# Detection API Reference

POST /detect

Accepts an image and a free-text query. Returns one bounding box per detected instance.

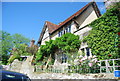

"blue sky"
[2,2,106,44]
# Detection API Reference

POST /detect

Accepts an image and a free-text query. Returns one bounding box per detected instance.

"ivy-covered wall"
[84,6,120,60]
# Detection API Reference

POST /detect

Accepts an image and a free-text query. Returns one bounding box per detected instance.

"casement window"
[58,25,71,37]
[81,47,91,57]
[57,54,67,63]
[65,27,68,33]
[67,25,71,33]
[58,30,63,37]
[61,54,67,63]
[86,47,90,56]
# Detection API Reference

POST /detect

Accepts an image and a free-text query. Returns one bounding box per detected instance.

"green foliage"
[0,31,12,65]
[0,61,2,65]
[55,33,81,52]
[35,33,81,65]
[8,53,20,64]
[83,7,120,60]
[11,33,30,48]
[80,56,100,73]
[8,43,38,64]
[0,30,30,65]
[35,47,43,63]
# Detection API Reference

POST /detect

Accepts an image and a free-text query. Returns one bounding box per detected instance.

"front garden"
[33,2,120,74]
[1,2,120,77]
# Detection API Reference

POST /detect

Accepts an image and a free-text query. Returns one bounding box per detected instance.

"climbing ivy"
[83,6,120,60]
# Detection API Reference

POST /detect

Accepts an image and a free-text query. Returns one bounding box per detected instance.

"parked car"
[0,70,31,81]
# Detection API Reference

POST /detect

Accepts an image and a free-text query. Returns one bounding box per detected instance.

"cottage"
[38,2,101,58]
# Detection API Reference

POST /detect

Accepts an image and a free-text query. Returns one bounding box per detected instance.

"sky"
[2,2,106,44]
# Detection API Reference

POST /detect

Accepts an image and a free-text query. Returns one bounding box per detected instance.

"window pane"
[62,54,67,63]
[68,25,71,32]
[86,48,90,56]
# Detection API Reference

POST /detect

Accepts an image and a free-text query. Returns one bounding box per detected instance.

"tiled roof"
[57,2,92,28]
[38,2,101,44]
[46,2,101,34]
[46,21,59,34]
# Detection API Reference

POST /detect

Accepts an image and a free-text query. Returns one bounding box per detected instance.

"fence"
[35,59,120,74]
[99,58,120,73]
[35,65,100,74]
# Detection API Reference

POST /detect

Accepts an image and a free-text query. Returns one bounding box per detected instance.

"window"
[57,54,67,63]
[86,47,90,56]
[67,25,71,32]
[58,30,63,37]
[61,54,67,63]
[81,47,91,56]
[65,27,68,33]
[58,25,71,37]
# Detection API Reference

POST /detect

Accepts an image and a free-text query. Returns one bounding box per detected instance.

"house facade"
[38,2,101,58]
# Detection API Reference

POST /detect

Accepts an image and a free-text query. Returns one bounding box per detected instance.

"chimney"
[30,39,35,47]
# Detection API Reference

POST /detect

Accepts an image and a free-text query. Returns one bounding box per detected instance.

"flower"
[88,63,93,67]
[79,59,83,62]
[82,56,87,60]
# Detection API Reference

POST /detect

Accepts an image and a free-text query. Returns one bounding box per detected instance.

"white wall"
[41,37,50,45]
[51,31,59,40]
[41,27,50,45]
[42,27,49,39]
[76,5,98,29]
[71,21,77,33]
[74,26,92,37]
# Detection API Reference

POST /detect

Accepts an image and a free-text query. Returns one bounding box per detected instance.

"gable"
[38,2,101,45]
[50,2,101,34]
[40,27,50,45]
[38,21,58,45]
[76,4,98,28]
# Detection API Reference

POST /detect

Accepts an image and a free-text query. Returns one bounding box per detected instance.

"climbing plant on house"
[83,5,120,60]
[35,33,81,65]
[55,33,81,53]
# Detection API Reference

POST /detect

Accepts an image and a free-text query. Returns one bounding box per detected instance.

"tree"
[35,33,81,65]
[11,33,30,48]
[0,31,30,65]
[0,31,12,65]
